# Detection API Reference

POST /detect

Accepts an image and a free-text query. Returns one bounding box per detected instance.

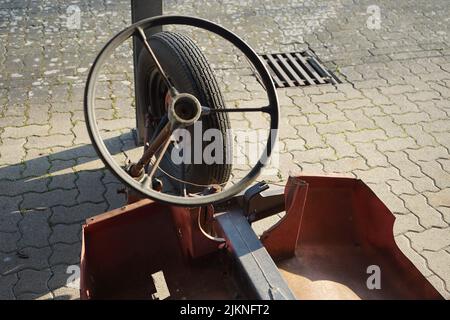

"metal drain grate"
[260,50,341,88]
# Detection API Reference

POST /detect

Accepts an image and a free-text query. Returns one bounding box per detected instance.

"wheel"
[136,31,231,193]
[84,15,279,207]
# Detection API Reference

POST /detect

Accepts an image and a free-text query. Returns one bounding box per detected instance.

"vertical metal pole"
[131,0,163,145]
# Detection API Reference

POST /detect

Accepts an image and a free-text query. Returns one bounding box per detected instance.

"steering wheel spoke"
[201,106,271,115]
[135,26,177,94]
[147,134,173,180]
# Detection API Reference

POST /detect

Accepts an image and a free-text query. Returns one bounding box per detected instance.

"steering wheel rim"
[84,15,279,207]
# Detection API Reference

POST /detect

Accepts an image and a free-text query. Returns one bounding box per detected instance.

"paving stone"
[346,129,387,143]
[315,121,356,135]
[0,273,18,300]
[0,195,22,232]
[0,246,51,275]
[0,138,26,165]
[417,160,450,189]
[0,231,21,252]
[14,269,52,296]
[422,250,450,293]
[393,213,424,235]
[406,146,449,162]
[48,264,78,291]
[361,88,392,105]
[2,125,50,139]
[26,134,74,149]
[353,142,389,167]
[379,85,416,95]
[104,182,127,210]
[324,133,356,158]
[52,287,79,300]
[400,194,447,228]
[49,112,72,135]
[51,202,108,224]
[317,103,346,122]
[334,98,373,110]
[75,170,105,203]
[407,228,450,252]
[323,157,368,174]
[425,188,450,208]
[49,224,81,245]
[27,104,50,125]
[298,162,326,175]
[22,156,51,178]
[291,148,336,164]
[17,292,53,300]
[0,164,24,181]
[405,91,441,102]
[422,119,450,133]
[50,242,81,266]
[344,108,377,130]
[426,275,450,299]
[295,125,325,148]
[387,179,417,196]
[403,124,437,147]
[364,181,408,215]
[21,189,78,211]
[409,176,440,193]
[376,137,418,152]
[395,235,433,277]
[385,151,422,178]
[17,209,51,248]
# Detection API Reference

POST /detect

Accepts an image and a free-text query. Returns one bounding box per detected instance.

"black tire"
[136,31,231,193]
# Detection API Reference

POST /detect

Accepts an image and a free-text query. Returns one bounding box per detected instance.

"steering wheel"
[84,15,279,207]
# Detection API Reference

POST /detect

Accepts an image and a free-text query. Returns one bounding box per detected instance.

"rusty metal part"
[80,176,443,300]
[128,122,172,178]
[261,176,307,261]
[80,199,237,299]
[215,210,296,300]
[267,175,443,299]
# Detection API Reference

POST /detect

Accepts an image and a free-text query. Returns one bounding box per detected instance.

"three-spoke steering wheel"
[84,15,279,207]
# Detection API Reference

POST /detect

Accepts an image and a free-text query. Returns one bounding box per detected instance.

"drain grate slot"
[260,51,341,88]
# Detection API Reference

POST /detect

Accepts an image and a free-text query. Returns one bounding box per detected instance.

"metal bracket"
[242,182,285,223]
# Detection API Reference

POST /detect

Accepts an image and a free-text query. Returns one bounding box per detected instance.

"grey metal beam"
[215,210,296,300]
[131,0,163,145]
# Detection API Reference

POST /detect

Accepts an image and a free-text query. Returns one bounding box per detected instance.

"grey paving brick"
[400,194,447,228]
[17,209,51,248]
[315,121,356,135]
[21,189,78,211]
[0,273,18,300]
[14,269,52,296]
[323,157,368,173]
[417,160,450,189]
[393,213,424,235]
[104,182,127,210]
[0,246,51,275]
[2,125,50,139]
[346,129,387,143]
[49,224,81,245]
[407,228,450,252]
[26,134,74,149]
[0,231,21,252]
[0,138,26,165]
[406,146,449,162]
[50,242,81,266]
[395,235,432,277]
[50,202,108,225]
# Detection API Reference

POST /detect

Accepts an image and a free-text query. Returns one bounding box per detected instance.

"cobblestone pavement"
[0,0,449,299]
